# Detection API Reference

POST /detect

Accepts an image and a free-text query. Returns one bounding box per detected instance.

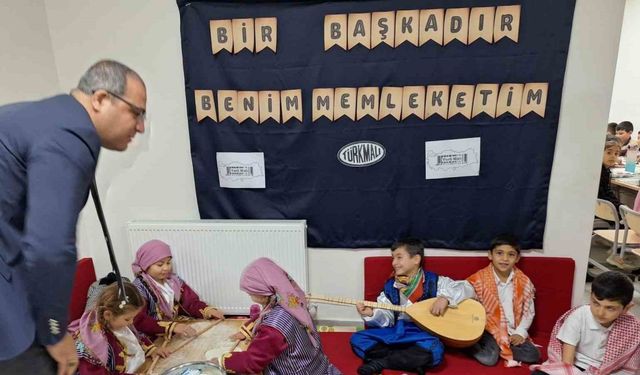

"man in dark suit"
[0,60,146,375]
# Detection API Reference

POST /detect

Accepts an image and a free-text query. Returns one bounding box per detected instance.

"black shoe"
[385,345,434,372]
[365,343,390,360]
[357,360,385,375]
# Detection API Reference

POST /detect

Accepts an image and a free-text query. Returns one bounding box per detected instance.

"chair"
[617,205,640,272]
[591,200,640,271]
[68,258,97,322]
[593,199,621,256]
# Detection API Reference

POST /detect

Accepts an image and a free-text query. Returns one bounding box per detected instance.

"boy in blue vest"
[350,238,475,375]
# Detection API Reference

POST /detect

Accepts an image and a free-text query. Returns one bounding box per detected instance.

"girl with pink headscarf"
[131,240,223,339]
[216,257,342,375]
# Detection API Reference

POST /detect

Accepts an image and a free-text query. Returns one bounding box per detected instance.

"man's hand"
[356,303,374,317]
[45,333,78,375]
[509,334,525,346]
[429,297,450,316]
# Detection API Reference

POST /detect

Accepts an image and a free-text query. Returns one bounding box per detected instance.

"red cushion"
[68,258,97,322]
[320,331,549,375]
[364,256,574,337]
[319,256,576,374]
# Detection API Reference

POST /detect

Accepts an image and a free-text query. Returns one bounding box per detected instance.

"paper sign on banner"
[425,138,480,180]
[217,152,266,188]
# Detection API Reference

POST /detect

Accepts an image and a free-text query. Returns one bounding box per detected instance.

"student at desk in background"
[598,135,622,209]
[607,122,617,136]
[616,121,634,157]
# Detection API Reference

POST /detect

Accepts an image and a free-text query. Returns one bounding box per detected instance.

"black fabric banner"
[178,0,576,249]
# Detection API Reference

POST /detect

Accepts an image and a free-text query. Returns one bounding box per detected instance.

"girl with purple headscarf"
[216,257,342,375]
[68,282,170,374]
[131,240,223,339]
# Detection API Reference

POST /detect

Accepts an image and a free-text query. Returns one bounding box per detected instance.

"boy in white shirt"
[531,271,639,375]
[466,235,540,367]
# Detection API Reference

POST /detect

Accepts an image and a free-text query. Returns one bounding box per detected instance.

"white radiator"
[127,220,307,315]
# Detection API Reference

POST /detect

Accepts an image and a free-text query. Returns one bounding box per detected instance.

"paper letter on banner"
[371,11,394,48]
[395,10,419,47]
[217,90,237,122]
[444,8,469,45]
[194,90,217,122]
[521,83,548,117]
[312,88,334,122]
[210,20,233,54]
[379,87,403,121]
[348,13,371,49]
[419,9,444,46]
[334,88,356,121]
[469,7,495,44]
[324,14,347,50]
[259,91,280,123]
[281,89,303,123]
[255,17,277,53]
[217,152,266,189]
[357,87,379,120]
[496,83,523,117]
[233,18,254,53]
[494,5,520,42]
[402,86,425,120]
[425,85,449,119]
[472,84,499,118]
[237,91,259,123]
[448,85,475,119]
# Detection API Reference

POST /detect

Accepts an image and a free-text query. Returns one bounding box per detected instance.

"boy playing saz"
[350,238,475,375]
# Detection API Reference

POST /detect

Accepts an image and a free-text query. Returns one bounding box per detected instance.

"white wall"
[610,0,639,123]
[43,0,200,276]
[0,0,59,104]
[3,0,618,323]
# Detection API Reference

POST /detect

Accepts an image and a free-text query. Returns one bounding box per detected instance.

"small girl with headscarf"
[69,282,169,375]
[131,239,223,339]
[216,257,342,374]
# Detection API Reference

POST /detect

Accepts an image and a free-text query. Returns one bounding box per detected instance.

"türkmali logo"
[337,141,386,167]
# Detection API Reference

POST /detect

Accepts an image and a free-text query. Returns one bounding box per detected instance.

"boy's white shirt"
[491,269,535,338]
[363,276,475,327]
[112,326,146,373]
[460,268,535,338]
[556,305,612,372]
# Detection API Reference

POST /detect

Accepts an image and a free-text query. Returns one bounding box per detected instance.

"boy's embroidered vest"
[383,271,439,320]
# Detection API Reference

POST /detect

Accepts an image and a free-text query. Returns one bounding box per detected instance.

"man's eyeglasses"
[94,89,146,122]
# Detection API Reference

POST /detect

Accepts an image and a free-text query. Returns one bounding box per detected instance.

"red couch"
[320,256,575,375]
[68,257,97,322]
